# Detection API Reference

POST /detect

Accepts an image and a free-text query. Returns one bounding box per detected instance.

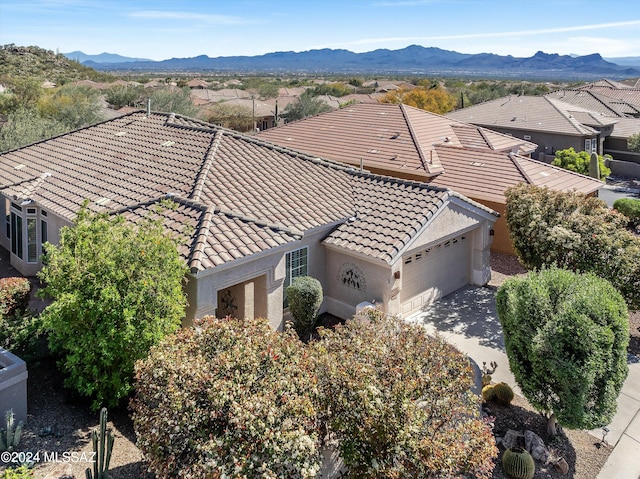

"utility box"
[0,348,28,424]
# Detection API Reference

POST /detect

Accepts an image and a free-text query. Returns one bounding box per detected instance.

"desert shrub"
[504,183,640,309]
[287,276,323,341]
[0,277,30,318]
[311,315,497,478]
[38,204,188,409]
[0,278,44,359]
[496,267,629,434]
[614,197,640,227]
[132,316,321,479]
[551,147,610,180]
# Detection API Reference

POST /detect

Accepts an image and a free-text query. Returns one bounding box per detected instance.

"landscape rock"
[553,457,569,475]
[503,429,524,449]
[525,429,550,462]
[42,463,74,479]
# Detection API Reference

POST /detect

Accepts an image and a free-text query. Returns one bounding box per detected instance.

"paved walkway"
[407,285,640,479]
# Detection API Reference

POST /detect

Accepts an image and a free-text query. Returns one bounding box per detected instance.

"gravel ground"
[2,251,637,478]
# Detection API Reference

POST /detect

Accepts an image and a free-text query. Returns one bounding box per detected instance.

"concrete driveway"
[407,285,640,479]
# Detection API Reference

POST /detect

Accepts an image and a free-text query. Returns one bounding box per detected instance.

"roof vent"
[470,162,485,167]
[95,197,111,206]
[115,131,127,137]
[14,164,26,170]
[367,149,379,154]
[161,140,175,147]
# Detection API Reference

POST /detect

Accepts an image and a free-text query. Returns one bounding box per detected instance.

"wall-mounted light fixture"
[394,271,401,280]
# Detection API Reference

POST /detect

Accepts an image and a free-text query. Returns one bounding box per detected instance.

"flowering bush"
[311,316,498,478]
[505,184,640,309]
[0,277,30,319]
[0,277,43,358]
[132,316,321,479]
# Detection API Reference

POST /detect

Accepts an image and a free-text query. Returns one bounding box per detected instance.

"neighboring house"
[0,111,497,327]
[186,79,210,89]
[258,103,602,254]
[446,95,618,162]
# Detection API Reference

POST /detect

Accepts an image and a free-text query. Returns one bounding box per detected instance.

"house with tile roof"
[258,103,602,254]
[0,110,498,327]
[446,95,618,162]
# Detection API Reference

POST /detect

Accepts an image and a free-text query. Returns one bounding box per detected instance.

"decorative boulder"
[525,429,550,463]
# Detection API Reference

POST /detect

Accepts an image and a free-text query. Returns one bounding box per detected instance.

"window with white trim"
[585,139,591,153]
[284,246,308,307]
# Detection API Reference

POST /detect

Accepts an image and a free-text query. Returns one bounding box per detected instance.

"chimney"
[146,99,151,117]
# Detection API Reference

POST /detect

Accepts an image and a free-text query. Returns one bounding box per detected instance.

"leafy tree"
[132,316,321,479]
[551,147,610,180]
[105,84,144,109]
[38,203,188,409]
[286,276,322,342]
[143,86,198,117]
[38,84,104,130]
[381,86,456,114]
[496,267,629,435]
[504,184,640,309]
[281,90,332,122]
[0,108,68,152]
[204,102,253,132]
[312,315,497,478]
[628,132,640,153]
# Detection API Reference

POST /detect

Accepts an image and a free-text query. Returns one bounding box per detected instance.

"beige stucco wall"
[323,248,392,320]
[186,224,339,330]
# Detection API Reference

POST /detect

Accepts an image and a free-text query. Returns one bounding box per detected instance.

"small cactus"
[0,409,23,452]
[481,361,498,386]
[85,408,115,479]
[482,384,496,402]
[493,382,514,406]
[589,152,600,179]
[502,446,535,479]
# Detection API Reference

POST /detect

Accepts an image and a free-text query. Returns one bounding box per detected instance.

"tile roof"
[428,146,602,203]
[0,111,483,271]
[258,103,536,180]
[446,95,612,136]
[545,89,640,118]
[608,117,640,138]
[574,85,640,109]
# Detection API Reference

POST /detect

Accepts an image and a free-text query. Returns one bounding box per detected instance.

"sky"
[1,0,639,61]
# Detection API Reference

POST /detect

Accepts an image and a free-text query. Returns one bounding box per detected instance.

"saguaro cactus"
[589,152,600,179]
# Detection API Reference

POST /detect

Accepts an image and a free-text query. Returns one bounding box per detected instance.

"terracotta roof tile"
[0,110,487,271]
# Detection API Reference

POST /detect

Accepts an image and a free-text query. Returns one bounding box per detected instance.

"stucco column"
[471,221,493,286]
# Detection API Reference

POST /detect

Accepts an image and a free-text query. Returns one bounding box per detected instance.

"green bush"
[496,267,629,433]
[628,132,640,153]
[614,197,640,227]
[505,183,640,310]
[132,316,321,479]
[38,204,188,410]
[551,147,610,180]
[311,315,497,478]
[286,276,323,342]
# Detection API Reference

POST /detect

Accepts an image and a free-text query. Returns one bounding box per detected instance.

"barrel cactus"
[502,446,535,479]
[482,384,496,402]
[493,382,514,406]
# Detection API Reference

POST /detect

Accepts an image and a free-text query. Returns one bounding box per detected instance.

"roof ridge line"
[545,97,597,135]
[507,152,535,185]
[212,205,304,237]
[350,169,450,193]
[188,206,215,274]
[399,103,440,175]
[191,130,222,202]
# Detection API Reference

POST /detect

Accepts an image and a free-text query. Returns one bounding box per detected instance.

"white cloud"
[128,10,258,25]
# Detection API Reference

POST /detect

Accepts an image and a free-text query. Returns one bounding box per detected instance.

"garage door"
[400,235,469,315]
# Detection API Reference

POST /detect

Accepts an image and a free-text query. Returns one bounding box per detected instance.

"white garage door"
[401,235,470,315]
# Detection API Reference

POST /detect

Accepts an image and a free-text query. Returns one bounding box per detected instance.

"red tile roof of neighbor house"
[258,103,537,180]
[0,111,494,271]
[258,102,601,203]
[428,145,602,203]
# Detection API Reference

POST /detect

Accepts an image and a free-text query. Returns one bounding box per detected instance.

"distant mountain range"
[64,45,640,80]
